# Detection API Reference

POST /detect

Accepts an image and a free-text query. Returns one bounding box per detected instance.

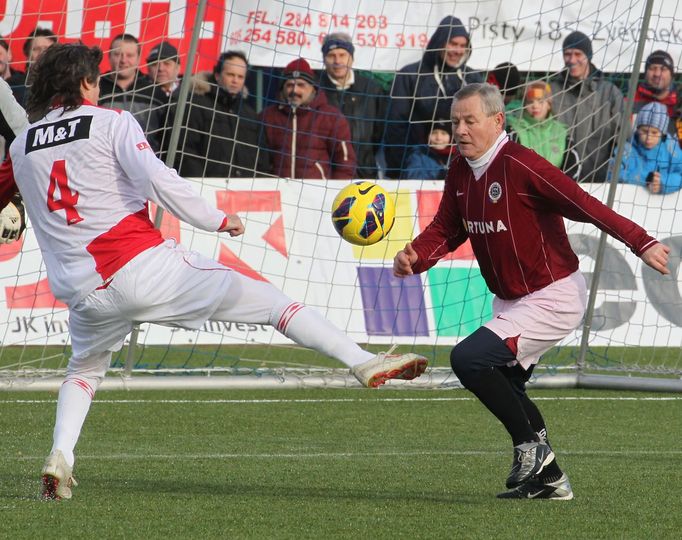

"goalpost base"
[4,370,678,392]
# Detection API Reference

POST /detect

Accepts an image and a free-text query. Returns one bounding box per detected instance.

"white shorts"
[68,239,234,358]
[484,271,587,369]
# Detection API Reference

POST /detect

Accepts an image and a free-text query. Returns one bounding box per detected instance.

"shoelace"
[378,344,398,359]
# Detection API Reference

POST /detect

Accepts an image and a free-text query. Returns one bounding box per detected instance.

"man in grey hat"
[549,31,624,183]
[319,32,388,179]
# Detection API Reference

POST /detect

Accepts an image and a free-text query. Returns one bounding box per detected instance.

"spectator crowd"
[1,19,682,194]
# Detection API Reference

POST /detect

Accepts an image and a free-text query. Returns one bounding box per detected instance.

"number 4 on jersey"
[47,160,84,225]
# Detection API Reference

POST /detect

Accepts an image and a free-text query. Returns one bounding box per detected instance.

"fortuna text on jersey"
[463,219,508,234]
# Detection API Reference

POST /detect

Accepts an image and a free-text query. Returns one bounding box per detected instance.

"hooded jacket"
[260,89,356,179]
[384,16,483,177]
[549,66,624,182]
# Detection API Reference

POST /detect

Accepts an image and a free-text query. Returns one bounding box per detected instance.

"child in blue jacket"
[614,102,682,194]
[402,121,453,180]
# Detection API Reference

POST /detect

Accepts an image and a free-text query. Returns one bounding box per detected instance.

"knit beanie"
[636,102,669,133]
[282,58,316,86]
[562,31,593,60]
[645,50,675,74]
[431,120,452,138]
[321,33,355,58]
[486,62,520,95]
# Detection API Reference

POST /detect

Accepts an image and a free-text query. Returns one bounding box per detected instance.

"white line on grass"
[3,396,682,404]
[9,449,682,461]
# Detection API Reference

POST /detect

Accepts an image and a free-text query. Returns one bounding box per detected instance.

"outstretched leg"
[210,272,427,386]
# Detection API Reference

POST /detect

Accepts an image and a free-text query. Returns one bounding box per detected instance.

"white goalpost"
[0,0,681,391]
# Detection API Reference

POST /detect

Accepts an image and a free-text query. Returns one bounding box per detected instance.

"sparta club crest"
[488,181,502,203]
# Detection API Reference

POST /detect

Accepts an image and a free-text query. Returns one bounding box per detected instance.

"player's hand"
[0,201,23,243]
[648,171,662,194]
[393,242,418,278]
[641,242,670,275]
[220,214,244,237]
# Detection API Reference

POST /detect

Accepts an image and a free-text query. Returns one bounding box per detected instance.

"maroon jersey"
[411,140,657,300]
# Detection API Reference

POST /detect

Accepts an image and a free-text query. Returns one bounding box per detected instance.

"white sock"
[273,303,374,367]
[51,377,96,467]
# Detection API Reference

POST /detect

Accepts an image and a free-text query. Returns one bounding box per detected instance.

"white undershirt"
[465,131,509,180]
[327,69,355,90]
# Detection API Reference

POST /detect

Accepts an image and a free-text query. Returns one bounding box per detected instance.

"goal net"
[0,0,680,390]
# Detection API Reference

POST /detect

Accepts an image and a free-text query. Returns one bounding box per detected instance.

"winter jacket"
[175,88,271,178]
[611,136,682,194]
[549,67,624,182]
[99,71,164,136]
[402,145,451,180]
[319,70,387,179]
[384,16,483,178]
[260,90,356,179]
[507,113,581,179]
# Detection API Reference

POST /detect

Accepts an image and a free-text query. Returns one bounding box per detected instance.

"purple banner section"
[357,267,429,336]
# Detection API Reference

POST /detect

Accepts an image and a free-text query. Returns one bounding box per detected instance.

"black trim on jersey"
[25,116,93,154]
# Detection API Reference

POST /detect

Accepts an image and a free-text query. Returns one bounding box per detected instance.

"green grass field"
[1,388,681,539]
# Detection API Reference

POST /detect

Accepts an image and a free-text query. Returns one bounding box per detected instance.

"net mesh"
[0,0,681,387]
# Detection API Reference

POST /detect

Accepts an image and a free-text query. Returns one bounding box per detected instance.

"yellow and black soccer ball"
[331,181,395,246]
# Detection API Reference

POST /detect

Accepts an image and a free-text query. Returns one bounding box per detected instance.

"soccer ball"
[331,181,395,246]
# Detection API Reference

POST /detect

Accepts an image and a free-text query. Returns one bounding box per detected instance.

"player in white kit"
[0,44,428,500]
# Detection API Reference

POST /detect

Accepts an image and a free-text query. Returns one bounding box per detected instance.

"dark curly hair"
[26,43,102,123]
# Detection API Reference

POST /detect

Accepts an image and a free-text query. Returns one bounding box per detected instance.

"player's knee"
[450,342,479,383]
[64,352,110,394]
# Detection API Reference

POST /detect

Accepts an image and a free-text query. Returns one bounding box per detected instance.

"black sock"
[464,367,537,446]
[519,394,563,482]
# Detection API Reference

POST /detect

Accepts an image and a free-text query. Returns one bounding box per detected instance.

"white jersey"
[5,104,227,306]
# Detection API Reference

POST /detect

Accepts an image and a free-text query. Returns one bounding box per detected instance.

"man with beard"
[631,50,680,142]
[260,58,355,179]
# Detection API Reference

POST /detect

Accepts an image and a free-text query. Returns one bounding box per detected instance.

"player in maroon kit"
[394,83,670,499]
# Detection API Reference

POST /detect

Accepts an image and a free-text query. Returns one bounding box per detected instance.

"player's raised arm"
[112,111,233,234]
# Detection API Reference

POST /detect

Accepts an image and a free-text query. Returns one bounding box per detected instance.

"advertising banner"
[0,1,679,73]
[0,179,679,348]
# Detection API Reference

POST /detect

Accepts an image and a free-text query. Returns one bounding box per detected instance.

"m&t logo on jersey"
[25,116,93,154]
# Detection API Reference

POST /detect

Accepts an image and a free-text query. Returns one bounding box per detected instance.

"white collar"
[327,69,355,90]
[465,132,509,179]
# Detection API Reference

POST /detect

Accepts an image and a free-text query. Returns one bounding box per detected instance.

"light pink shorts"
[484,271,587,369]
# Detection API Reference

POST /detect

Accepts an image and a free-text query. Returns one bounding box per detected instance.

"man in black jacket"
[98,34,164,136]
[384,16,482,178]
[318,33,387,179]
[176,51,270,178]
